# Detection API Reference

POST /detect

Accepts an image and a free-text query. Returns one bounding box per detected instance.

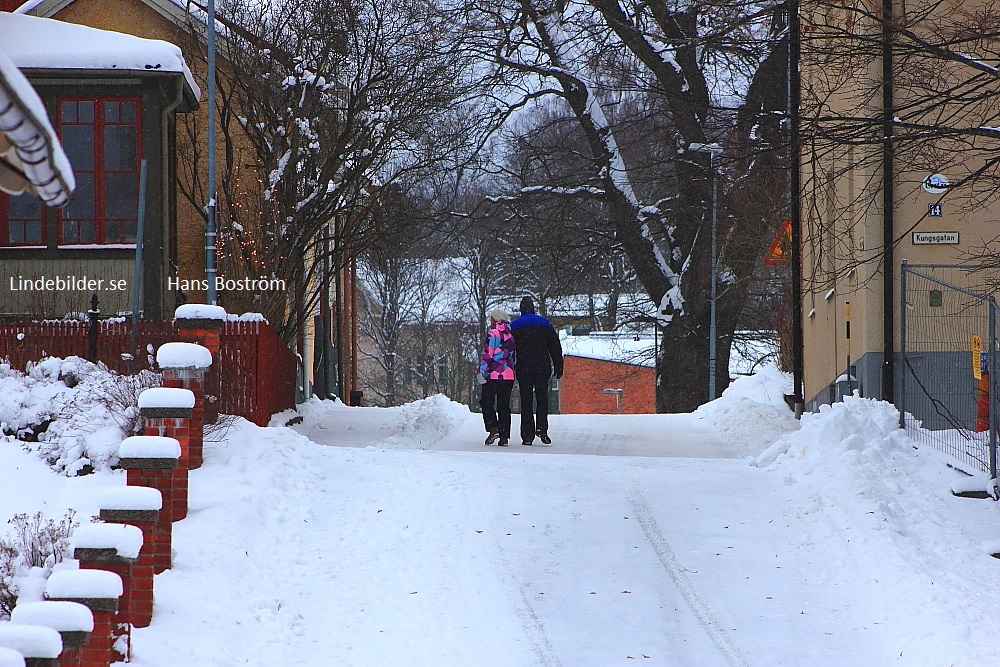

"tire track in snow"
[465,458,563,667]
[491,537,564,667]
[627,483,750,667]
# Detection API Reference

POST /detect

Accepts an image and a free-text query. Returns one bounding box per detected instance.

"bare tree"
[176,0,489,348]
[444,0,792,412]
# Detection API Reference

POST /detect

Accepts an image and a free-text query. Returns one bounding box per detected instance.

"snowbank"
[0,357,159,475]
[696,363,799,458]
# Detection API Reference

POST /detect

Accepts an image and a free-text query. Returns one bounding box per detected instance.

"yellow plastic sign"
[973,335,982,380]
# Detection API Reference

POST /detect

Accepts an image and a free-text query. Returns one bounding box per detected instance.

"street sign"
[764,219,792,265]
[912,231,959,245]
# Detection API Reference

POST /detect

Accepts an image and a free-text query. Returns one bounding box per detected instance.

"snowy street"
[114,370,1000,666]
[5,363,998,666]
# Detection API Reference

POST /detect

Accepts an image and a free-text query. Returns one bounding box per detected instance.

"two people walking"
[478,296,564,447]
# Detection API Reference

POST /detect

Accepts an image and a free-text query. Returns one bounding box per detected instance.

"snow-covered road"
[122,382,1000,667]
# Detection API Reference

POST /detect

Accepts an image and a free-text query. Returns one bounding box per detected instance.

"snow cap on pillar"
[119,435,182,460]
[0,624,62,659]
[97,486,163,511]
[173,304,227,321]
[0,647,24,667]
[45,569,123,600]
[156,341,212,369]
[138,387,196,409]
[71,523,144,560]
[10,601,94,633]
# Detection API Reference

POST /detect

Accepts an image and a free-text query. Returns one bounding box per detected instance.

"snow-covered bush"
[0,511,78,620]
[0,357,160,475]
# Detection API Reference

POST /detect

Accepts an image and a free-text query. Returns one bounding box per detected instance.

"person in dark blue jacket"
[510,296,563,445]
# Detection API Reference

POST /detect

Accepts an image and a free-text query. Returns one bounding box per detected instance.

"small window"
[1,193,44,246]
[929,290,943,307]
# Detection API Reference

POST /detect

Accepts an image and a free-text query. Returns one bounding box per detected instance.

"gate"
[900,262,998,486]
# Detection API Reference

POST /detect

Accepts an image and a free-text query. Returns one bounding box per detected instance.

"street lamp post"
[688,142,723,402]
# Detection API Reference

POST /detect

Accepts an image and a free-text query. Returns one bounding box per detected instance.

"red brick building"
[557,331,656,414]
[559,355,655,414]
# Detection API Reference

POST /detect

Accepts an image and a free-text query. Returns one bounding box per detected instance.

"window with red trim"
[1,96,142,247]
[58,97,141,245]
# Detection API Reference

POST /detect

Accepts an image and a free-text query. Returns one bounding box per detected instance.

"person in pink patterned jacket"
[478,307,517,446]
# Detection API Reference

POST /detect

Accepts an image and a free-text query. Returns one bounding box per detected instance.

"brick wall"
[559,356,655,414]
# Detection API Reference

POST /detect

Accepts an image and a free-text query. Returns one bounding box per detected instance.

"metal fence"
[899,262,998,483]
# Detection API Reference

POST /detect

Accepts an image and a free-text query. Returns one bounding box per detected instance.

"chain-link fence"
[900,263,998,485]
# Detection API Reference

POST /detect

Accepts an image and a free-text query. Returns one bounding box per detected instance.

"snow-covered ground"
[2,364,1000,666]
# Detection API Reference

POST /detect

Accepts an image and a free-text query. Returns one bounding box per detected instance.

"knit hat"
[519,296,535,315]
[489,307,509,322]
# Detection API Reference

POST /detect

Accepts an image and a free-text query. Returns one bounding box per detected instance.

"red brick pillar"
[97,487,162,629]
[173,304,226,425]
[0,623,64,667]
[139,387,196,468]
[156,342,212,474]
[44,570,122,667]
[71,524,142,664]
[10,600,93,667]
[118,436,180,572]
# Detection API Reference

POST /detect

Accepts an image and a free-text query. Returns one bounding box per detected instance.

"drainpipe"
[160,76,185,317]
[882,0,895,403]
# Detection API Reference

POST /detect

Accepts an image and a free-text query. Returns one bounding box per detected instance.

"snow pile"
[0,357,159,475]
[382,394,471,449]
[697,363,799,458]
[755,393,910,469]
[753,394,1000,662]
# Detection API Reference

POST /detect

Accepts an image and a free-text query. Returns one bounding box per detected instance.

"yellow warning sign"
[973,335,982,380]
[764,219,792,265]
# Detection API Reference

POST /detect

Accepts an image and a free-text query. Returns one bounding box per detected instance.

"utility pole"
[205,0,218,305]
[688,142,723,402]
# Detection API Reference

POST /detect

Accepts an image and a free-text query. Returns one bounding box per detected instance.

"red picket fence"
[216,320,298,427]
[0,319,297,426]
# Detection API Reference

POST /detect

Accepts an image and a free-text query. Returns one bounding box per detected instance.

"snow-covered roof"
[0,12,201,102]
[560,330,656,367]
[559,328,780,376]
[0,44,74,206]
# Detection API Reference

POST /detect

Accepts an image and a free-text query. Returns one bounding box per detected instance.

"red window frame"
[56,96,142,246]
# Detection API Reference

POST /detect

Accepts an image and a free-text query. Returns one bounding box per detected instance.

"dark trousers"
[479,379,514,437]
[518,372,550,442]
